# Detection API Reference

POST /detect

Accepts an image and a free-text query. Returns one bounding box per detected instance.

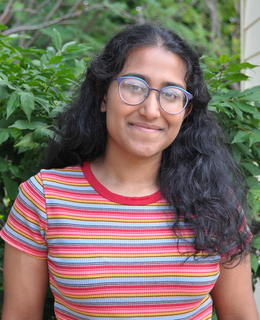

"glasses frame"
[115,76,193,115]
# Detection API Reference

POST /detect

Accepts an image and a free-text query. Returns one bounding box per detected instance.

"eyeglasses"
[115,76,193,115]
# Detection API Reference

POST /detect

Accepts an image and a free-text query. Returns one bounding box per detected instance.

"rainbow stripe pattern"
[2,162,240,319]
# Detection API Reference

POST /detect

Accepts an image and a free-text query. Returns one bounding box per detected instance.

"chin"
[129,148,163,160]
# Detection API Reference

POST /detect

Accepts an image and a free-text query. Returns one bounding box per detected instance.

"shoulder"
[39,164,83,178]
[35,165,85,187]
[18,165,86,199]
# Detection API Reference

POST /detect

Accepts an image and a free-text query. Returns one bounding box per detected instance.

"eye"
[161,88,183,102]
[128,83,144,92]
[121,78,147,94]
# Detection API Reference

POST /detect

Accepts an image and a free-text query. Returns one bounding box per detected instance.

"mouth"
[128,122,163,132]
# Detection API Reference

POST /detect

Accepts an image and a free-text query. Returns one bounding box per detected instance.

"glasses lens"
[119,78,148,105]
[160,87,187,114]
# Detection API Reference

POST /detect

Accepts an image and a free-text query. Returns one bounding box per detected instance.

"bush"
[203,53,260,287]
[0,29,259,315]
[0,28,89,208]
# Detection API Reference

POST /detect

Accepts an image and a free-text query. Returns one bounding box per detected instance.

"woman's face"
[102,45,188,162]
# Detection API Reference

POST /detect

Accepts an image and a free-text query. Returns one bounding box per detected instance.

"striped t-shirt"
[1,162,250,319]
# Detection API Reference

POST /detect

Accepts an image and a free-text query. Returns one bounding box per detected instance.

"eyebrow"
[121,73,186,89]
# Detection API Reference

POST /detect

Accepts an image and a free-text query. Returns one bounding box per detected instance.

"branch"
[0,0,14,24]
[2,2,107,36]
[27,0,36,11]
[205,0,222,42]
[25,0,65,47]
[70,0,84,13]
[2,10,82,35]
[102,2,142,24]
[24,1,102,47]
[38,0,53,11]
[83,9,104,33]
[45,0,63,21]
[24,0,64,46]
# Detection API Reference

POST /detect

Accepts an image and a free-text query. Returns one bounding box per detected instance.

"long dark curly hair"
[44,24,251,263]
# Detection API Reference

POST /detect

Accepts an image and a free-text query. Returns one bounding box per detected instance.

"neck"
[91,148,162,197]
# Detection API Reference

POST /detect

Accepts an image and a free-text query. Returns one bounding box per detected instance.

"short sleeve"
[0,172,48,258]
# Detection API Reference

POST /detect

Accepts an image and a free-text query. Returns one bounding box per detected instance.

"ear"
[184,104,193,118]
[100,96,107,112]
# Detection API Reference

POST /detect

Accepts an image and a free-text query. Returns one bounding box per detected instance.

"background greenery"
[0,0,259,318]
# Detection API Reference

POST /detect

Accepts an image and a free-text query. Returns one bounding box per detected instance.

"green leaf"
[9,165,20,177]
[251,254,259,273]
[9,120,45,130]
[34,97,50,113]
[252,236,260,249]
[19,91,35,121]
[14,132,35,148]
[249,131,260,146]
[48,55,63,64]
[0,72,11,84]
[226,62,256,72]
[0,85,9,101]
[242,86,260,100]
[34,127,54,138]
[21,84,31,91]
[62,41,77,51]
[0,157,9,172]
[224,73,249,82]
[240,62,257,69]
[241,162,260,176]
[235,102,255,115]
[246,176,260,189]
[0,79,16,90]
[219,54,230,64]
[231,131,250,144]
[51,28,62,51]
[0,130,9,144]
[6,92,20,119]
[0,24,7,31]
[233,105,243,120]
[2,174,18,201]
[231,145,241,163]
[251,109,260,120]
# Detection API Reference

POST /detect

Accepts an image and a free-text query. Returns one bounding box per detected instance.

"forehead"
[119,46,187,88]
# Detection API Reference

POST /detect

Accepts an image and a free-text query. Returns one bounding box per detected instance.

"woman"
[1,24,258,320]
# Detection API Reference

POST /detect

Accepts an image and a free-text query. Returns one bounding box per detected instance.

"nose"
[138,89,161,120]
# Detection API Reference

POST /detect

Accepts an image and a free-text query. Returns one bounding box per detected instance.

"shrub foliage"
[0,18,259,317]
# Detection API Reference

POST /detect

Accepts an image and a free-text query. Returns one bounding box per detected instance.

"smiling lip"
[129,122,163,132]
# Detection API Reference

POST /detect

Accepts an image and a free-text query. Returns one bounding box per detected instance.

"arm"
[211,254,259,320]
[2,243,49,320]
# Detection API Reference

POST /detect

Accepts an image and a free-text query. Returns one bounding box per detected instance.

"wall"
[241,0,260,88]
[240,0,260,311]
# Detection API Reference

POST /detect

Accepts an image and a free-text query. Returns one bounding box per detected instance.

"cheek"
[169,114,185,131]
[105,105,123,135]
[101,83,119,112]
[167,116,185,142]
